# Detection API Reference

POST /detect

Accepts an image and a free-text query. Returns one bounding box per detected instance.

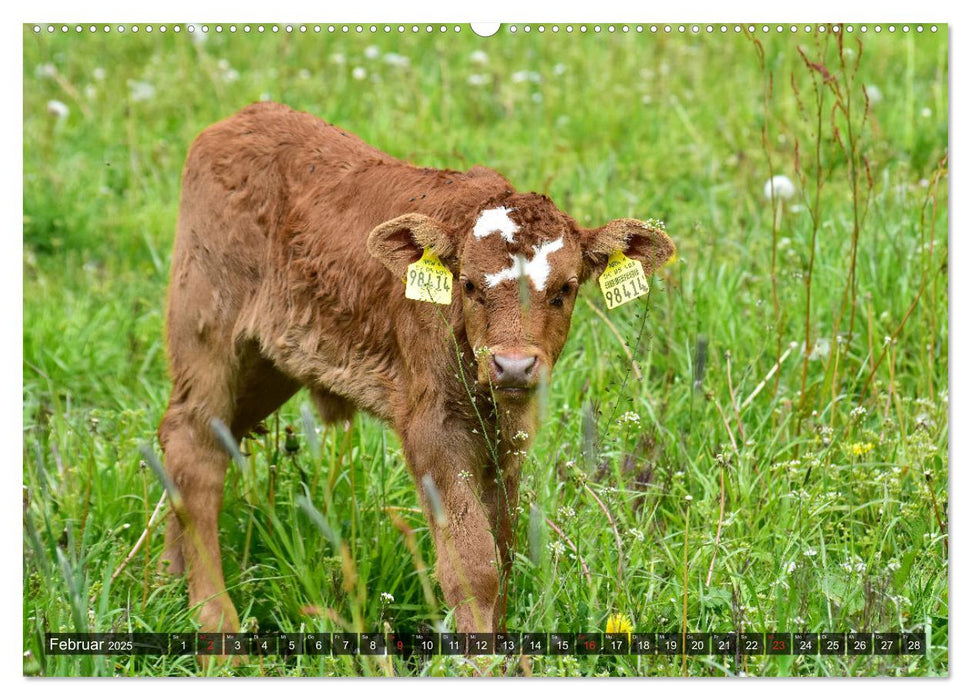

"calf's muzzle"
[491,351,539,390]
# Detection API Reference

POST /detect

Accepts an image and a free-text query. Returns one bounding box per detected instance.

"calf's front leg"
[159,412,240,634]
[403,433,499,633]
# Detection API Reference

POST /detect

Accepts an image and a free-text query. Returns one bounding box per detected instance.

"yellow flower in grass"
[849,442,875,458]
[605,613,633,643]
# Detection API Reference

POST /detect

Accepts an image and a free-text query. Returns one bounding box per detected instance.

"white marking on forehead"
[473,206,519,243]
[484,237,564,292]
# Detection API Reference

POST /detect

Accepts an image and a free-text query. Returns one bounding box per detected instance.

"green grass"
[23,23,948,677]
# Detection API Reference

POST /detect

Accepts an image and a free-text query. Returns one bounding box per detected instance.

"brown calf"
[159,102,674,634]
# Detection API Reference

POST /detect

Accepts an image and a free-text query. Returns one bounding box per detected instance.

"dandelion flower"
[46,99,69,119]
[606,613,633,643]
[849,442,874,457]
[764,174,796,201]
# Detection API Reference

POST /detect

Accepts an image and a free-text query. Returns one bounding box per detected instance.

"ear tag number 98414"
[599,250,649,310]
[405,248,453,305]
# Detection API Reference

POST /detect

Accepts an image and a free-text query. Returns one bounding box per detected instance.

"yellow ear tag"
[405,249,453,305]
[598,251,649,310]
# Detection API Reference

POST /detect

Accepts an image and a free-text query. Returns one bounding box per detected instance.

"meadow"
[23,23,948,677]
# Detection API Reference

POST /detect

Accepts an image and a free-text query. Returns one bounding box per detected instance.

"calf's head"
[368,193,674,402]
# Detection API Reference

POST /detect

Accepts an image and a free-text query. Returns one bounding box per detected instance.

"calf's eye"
[464,280,476,294]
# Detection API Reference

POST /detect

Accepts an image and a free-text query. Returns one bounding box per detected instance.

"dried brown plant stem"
[792,50,826,415]
[581,482,625,586]
[706,464,727,587]
[725,352,746,443]
[544,518,592,585]
[750,32,784,399]
[712,397,739,456]
[741,341,798,411]
[111,492,168,583]
[858,256,947,407]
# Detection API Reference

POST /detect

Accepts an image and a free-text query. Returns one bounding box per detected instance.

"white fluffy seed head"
[764,174,796,201]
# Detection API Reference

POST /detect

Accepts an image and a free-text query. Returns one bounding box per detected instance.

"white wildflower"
[467,74,489,86]
[548,540,566,557]
[469,50,489,65]
[803,547,817,557]
[383,53,410,68]
[557,506,576,520]
[512,70,541,84]
[352,67,367,81]
[331,53,346,65]
[866,85,883,103]
[784,560,796,574]
[92,67,106,81]
[127,80,156,102]
[364,45,381,60]
[553,63,567,75]
[46,99,69,119]
[921,107,932,118]
[35,63,57,78]
[764,174,796,201]
[618,411,641,426]
[380,591,394,604]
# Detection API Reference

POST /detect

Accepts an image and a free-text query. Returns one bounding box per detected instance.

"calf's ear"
[367,213,457,279]
[580,218,675,281]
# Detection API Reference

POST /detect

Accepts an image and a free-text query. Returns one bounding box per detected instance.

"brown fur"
[159,102,675,634]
